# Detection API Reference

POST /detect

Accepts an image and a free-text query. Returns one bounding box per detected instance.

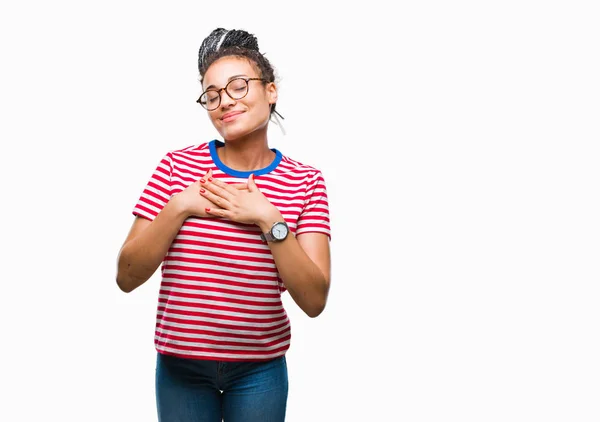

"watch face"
[272,222,289,240]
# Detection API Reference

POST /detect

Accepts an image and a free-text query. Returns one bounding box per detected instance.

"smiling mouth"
[222,112,244,122]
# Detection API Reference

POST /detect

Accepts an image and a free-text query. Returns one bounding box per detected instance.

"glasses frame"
[197,77,267,111]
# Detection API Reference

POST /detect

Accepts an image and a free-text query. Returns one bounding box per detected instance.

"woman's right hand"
[174,169,248,218]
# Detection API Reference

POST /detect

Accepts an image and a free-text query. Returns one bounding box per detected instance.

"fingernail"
[200,178,205,183]
[200,188,205,193]
[205,207,210,212]
[208,177,213,182]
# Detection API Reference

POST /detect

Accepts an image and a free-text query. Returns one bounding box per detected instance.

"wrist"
[257,209,284,233]
[169,194,191,220]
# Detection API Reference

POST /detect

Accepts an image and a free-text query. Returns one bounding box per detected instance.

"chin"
[217,119,268,142]
[218,127,248,141]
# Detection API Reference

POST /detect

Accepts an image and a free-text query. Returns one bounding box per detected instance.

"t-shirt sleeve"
[132,153,173,221]
[296,170,331,239]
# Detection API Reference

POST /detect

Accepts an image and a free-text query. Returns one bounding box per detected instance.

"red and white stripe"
[132,142,330,361]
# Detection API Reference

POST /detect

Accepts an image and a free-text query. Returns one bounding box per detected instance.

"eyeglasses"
[197,77,267,111]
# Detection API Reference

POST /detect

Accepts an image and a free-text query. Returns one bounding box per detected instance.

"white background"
[1,1,599,421]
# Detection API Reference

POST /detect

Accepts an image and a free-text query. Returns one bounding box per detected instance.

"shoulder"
[168,141,211,157]
[161,141,215,164]
[277,152,324,179]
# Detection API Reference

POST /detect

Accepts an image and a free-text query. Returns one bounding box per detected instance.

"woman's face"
[202,56,277,141]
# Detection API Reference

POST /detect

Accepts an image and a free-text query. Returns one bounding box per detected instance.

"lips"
[221,111,245,122]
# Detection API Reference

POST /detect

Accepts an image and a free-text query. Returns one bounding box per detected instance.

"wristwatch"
[260,221,290,243]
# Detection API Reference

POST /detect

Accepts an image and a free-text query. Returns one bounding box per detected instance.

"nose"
[219,89,236,108]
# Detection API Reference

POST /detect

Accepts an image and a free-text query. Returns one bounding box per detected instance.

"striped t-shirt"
[132,140,331,361]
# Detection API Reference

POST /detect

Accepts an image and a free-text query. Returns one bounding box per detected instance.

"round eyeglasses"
[197,77,267,111]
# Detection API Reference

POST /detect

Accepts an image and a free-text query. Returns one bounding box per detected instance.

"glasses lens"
[226,79,248,100]
[200,91,220,110]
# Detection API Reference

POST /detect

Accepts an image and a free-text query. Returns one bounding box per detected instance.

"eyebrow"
[205,74,248,90]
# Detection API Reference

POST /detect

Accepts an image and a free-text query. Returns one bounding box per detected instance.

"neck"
[218,128,274,171]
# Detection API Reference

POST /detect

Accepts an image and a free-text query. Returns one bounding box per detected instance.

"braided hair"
[198,28,282,119]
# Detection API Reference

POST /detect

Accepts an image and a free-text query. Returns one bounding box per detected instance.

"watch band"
[260,231,277,242]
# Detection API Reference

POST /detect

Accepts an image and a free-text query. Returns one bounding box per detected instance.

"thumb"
[248,173,257,192]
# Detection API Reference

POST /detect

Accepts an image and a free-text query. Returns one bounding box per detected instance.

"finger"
[204,207,227,218]
[232,182,249,190]
[202,177,236,200]
[199,168,212,184]
[200,187,230,209]
[208,176,238,193]
[247,173,257,192]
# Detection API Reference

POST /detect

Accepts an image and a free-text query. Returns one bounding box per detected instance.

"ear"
[267,82,278,105]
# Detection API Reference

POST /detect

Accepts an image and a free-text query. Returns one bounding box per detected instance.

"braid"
[198,28,260,76]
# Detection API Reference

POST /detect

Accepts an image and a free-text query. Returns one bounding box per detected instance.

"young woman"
[116,28,331,421]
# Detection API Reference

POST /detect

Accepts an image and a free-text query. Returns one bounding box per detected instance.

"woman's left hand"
[200,174,281,226]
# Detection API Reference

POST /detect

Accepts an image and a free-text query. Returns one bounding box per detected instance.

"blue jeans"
[155,352,288,421]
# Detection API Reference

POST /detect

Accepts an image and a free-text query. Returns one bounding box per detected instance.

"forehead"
[203,57,258,89]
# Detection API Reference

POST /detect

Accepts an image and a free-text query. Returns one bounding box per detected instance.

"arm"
[202,174,332,317]
[116,169,245,293]
[116,198,188,293]
[257,214,331,318]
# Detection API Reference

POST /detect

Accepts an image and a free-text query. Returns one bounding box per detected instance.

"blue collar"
[209,140,282,177]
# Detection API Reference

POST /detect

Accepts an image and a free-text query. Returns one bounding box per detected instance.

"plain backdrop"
[1,1,599,421]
